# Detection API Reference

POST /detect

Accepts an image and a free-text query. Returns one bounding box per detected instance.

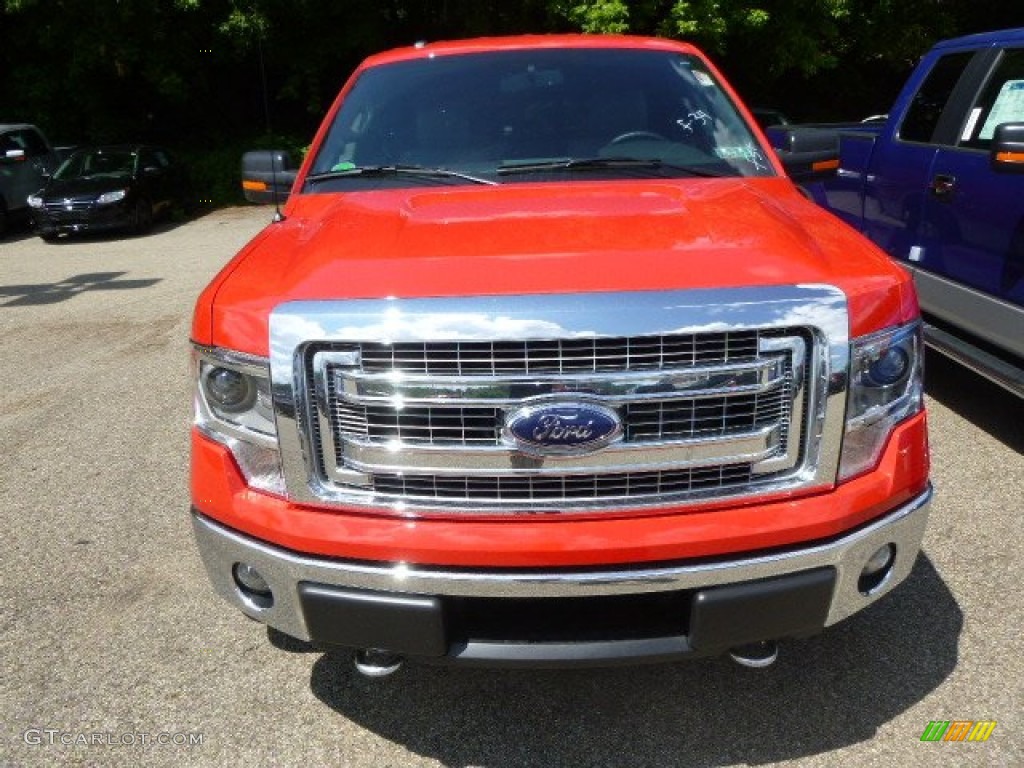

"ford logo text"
[504,402,623,456]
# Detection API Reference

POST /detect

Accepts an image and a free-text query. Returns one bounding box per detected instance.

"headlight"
[199,364,271,427]
[839,322,923,481]
[96,189,127,205]
[27,194,44,209]
[203,367,256,412]
[193,345,284,495]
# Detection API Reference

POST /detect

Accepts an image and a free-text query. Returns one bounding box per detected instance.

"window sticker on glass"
[961,107,983,142]
[677,110,712,132]
[715,144,768,171]
[692,70,715,87]
[979,80,1024,140]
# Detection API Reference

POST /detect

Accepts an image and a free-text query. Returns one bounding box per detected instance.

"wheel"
[132,198,154,234]
[608,130,670,146]
[0,202,8,239]
[40,231,59,243]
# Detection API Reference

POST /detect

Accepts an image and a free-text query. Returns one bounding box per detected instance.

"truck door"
[0,127,53,214]
[862,51,978,266]
[920,47,1024,310]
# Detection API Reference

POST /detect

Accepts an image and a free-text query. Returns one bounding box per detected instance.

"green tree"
[2,0,1017,198]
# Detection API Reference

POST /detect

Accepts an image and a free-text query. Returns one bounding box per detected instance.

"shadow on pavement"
[1,206,208,247]
[0,271,160,307]
[268,626,317,654]
[35,215,196,243]
[308,554,960,767]
[0,229,37,245]
[924,349,1024,453]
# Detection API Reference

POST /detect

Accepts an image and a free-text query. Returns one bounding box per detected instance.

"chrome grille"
[270,288,849,515]
[621,388,789,441]
[371,464,754,502]
[331,384,790,451]
[357,332,761,375]
[332,403,502,445]
[309,330,805,510]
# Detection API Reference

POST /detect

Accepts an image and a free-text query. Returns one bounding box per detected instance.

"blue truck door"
[862,51,978,265]
[861,139,936,263]
[918,47,1024,306]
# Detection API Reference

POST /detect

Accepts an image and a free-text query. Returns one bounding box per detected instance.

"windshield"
[54,148,137,181]
[308,47,773,189]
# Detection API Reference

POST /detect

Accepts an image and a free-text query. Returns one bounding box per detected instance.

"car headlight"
[27,194,44,209]
[193,345,284,495]
[839,322,923,481]
[96,189,127,205]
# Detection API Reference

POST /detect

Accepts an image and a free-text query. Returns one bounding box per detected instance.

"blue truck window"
[959,48,1024,149]
[899,52,973,144]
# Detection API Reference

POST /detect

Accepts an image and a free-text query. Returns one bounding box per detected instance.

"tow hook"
[728,640,779,668]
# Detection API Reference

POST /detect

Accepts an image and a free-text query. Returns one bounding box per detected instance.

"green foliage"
[548,0,1014,116]
[553,1,858,78]
[181,145,247,208]
[661,2,729,47]
[218,3,270,40]
[557,1,631,33]
[2,0,1019,208]
[182,134,306,208]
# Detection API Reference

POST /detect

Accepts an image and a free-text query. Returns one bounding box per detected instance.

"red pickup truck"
[191,35,931,676]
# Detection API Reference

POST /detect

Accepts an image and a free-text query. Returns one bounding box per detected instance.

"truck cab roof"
[931,26,1024,52]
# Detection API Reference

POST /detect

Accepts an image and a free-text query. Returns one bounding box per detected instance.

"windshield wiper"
[305,164,496,187]
[497,157,727,178]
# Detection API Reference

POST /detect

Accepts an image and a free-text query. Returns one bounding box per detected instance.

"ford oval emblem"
[504,401,623,456]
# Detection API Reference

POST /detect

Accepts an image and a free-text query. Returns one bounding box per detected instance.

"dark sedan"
[28,145,188,240]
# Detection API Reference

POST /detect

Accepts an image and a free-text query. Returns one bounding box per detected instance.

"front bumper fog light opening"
[233,562,274,610]
[858,543,897,595]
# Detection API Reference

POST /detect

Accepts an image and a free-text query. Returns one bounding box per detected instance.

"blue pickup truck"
[780,28,1024,396]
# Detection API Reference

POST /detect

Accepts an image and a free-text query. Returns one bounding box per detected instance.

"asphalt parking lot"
[0,208,1021,767]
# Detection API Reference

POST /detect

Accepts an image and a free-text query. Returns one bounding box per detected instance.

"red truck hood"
[198,178,915,353]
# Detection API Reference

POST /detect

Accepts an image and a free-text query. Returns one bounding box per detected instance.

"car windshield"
[54,149,136,181]
[308,47,774,189]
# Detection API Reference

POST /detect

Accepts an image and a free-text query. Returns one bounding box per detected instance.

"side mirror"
[991,123,1024,174]
[241,150,298,204]
[1,148,27,164]
[766,127,839,183]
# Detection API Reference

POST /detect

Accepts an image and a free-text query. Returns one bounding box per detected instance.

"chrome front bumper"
[192,485,931,664]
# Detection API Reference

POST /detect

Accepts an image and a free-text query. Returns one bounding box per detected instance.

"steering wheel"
[608,130,670,146]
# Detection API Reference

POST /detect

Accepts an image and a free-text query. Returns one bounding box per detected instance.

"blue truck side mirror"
[992,123,1024,174]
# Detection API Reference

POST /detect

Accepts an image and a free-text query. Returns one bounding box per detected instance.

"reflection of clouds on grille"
[664,298,848,342]
[269,286,850,380]
[269,312,327,378]
[272,302,573,352]
[769,292,849,343]
[335,312,569,342]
